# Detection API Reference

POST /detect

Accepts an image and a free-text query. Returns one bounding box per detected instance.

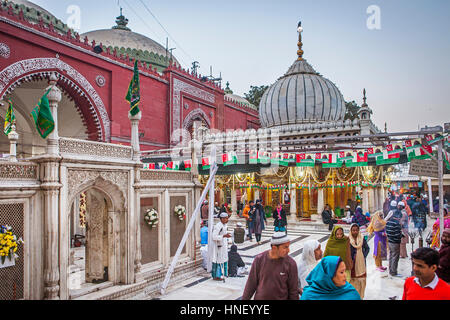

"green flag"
[4,99,16,136]
[30,89,54,139]
[126,60,141,116]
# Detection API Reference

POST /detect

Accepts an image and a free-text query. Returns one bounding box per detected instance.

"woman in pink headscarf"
[273,203,287,233]
[431,208,450,249]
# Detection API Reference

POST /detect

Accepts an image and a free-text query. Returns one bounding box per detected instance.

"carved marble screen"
[170,196,187,257]
[0,203,24,300]
[140,197,159,264]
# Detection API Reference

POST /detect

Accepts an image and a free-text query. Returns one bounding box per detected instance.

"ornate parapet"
[224,95,259,116]
[139,170,191,182]
[59,138,133,161]
[0,161,38,181]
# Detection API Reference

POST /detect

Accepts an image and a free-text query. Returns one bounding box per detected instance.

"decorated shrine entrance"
[67,177,127,297]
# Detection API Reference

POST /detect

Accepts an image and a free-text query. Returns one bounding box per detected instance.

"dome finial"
[297,21,304,61]
[362,88,367,106]
[113,7,131,31]
[224,81,233,95]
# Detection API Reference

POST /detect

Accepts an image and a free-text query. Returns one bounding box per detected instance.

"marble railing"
[0,161,38,180]
[59,137,133,161]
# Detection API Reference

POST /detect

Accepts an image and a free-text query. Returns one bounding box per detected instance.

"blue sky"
[32,0,450,132]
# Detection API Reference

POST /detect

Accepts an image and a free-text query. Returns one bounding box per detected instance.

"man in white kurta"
[211,212,232,280]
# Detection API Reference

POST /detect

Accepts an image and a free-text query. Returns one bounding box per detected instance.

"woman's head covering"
[301,240,320,265]
[300,256,361,300]
[324,226,349,264]
[355,207,363,215]
[230,244,238,253]
[367,210,386,234]
[349,223,366,277]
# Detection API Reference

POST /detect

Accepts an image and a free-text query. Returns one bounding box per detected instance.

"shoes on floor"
[376,267,386,272]
[390,274,404,278]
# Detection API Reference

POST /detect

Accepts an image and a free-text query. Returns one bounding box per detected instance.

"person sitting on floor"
[228,245,248,277]
[342,205,353,224]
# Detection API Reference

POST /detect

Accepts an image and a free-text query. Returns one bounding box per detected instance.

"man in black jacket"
[412,196,427,234]
[386,209,404,277]
[322,204,337,231]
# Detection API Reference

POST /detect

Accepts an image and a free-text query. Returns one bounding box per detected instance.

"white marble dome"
[259,59,346,128]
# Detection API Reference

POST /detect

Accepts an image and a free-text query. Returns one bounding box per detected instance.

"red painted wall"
[0,8,260,152]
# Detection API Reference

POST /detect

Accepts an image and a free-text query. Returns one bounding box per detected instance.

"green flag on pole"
[126,60,141,116]
[30,89,54,139]
[4,99,16,136]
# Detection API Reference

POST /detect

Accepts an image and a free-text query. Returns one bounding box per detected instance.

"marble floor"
[149,216,434,301]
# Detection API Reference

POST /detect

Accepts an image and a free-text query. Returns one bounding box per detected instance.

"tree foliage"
[344,100,361,121]
[244,85,269,109]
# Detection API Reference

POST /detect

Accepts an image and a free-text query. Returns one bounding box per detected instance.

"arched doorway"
[67,176,126,297]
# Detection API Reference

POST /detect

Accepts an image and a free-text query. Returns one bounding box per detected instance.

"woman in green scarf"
[324,225,353,280]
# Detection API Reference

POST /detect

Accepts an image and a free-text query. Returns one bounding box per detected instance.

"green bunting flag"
[346,151,368,167]
[296,153,315,167]
[376,149,400,165]
[406,144,432,160]
[367,147,383,158]
[183,159,192,171]
[322,153,343,168]
[4,99,16,136]
[202,157,211,170]
[222,151,238,166]
[30,89,55,139]
[126,60,141,116]
[425,133,444,145]
[258,150,271,164]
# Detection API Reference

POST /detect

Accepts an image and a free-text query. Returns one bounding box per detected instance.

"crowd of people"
[199,192,450,300]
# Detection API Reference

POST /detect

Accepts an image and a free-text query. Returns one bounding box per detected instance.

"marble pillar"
[46,74,61,156]
[8,122,18,162]
[317,189,324,214]
[128,111,142,162]
[254,189,260,202]
[368,188,375,213]
[231,189,237,215]
[134,168,142,276]
[362,189,369,213]
[41,74,63,299]
[289,188,296,221]
[374,187,379,211]
[379,188,383,210]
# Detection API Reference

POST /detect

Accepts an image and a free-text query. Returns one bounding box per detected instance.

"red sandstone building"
[0,0,260,157]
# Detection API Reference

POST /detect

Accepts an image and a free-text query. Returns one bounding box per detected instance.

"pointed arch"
[0,58,110,141]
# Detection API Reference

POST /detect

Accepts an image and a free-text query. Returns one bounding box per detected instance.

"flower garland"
[144,208,159,228]
[174,205,186,221]
[0,225,23,264]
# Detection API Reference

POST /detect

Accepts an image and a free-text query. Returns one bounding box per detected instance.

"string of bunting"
[142,133,448,171]
[237,181,390,190]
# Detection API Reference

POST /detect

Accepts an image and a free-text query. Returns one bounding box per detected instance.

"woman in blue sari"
[300,256,361,300]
